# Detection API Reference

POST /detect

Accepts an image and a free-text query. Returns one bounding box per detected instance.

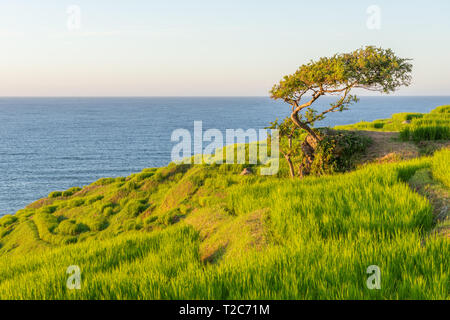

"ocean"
[1,96,449,216]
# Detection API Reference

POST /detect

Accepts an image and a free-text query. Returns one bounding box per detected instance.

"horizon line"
[1,95,450,98]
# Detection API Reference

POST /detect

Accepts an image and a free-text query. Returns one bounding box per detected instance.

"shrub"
[310,130,371,176]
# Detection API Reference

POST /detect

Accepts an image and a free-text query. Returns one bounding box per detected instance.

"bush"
[310,130,371,176]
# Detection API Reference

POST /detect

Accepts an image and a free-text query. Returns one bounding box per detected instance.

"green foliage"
[310,131,371,176]
[400,125,450,142]
[93,178,116,186]
[68,198,85,208]
[158,209,184,226]
[392,112,424,122]
[270,47,412,177]
[337,105,450,138]
[0,114,448,300]
[87,195,104,204]
[432,148,450,188]
[430,105,450,114]
[0,155,449,299]
[62,187,82,197]
[136,171,155,181]
[48,191,62,198]
[0,215,18,227]
[399,106,450,141]
[88,217,109,232]
[271,46,412,101]
[56,220,89,236]
[123,199,148,217]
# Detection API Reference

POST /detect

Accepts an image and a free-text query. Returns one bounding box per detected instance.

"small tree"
[270,46,412,177]
[267,117,304,178]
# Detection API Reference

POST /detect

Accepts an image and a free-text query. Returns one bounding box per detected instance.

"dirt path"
[357,131,419,164]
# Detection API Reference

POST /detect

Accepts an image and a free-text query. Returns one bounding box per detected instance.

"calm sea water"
[1,96,449,216]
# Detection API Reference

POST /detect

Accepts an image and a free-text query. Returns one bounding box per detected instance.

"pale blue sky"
[1,0,450,96]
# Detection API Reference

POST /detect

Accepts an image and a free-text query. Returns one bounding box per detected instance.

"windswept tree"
[270,46,412,177]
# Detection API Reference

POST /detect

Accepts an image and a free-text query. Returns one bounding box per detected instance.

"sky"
[1,0,450,96]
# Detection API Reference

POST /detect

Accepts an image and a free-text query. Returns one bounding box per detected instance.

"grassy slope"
[335,105,450,137]
[0,107,449,300]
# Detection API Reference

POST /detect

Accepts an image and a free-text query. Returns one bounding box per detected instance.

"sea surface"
[1,96,449,216]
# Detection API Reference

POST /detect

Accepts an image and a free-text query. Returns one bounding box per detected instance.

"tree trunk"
[299,137,316,177]
[290,112,321,143]
[290,111,322,177]
[284,154,295,178]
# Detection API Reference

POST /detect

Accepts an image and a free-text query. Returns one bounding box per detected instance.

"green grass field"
[0,106,449,300]
[335,105,450,137]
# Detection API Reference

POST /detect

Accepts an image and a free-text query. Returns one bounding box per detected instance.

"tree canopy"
[269,46,413,177]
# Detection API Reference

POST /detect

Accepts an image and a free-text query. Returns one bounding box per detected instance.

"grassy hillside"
[0,106,449,300]
[335,105,450,140]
